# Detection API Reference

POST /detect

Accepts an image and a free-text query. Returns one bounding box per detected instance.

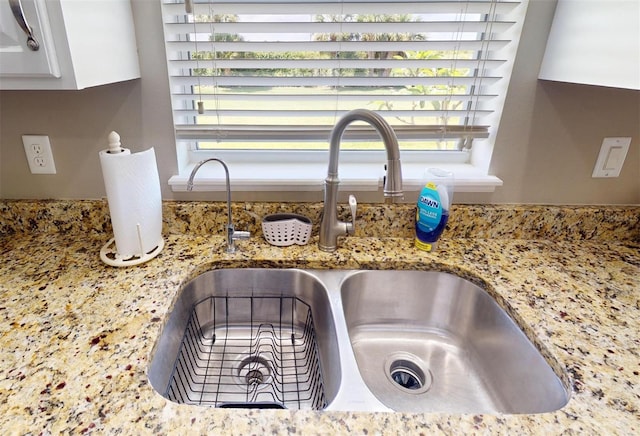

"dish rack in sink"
[165,294,327,410]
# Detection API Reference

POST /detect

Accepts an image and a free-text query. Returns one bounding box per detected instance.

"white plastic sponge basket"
[262,213,313,246]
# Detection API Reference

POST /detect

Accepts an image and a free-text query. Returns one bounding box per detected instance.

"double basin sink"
[148,269,570,414]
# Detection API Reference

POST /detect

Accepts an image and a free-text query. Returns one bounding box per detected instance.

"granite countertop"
[0,201,638,435]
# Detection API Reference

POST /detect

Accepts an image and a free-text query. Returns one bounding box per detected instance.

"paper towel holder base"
[100,237,165,267]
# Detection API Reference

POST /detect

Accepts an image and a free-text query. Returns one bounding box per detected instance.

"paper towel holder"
[99,131,165,267]
[100,222,165,267]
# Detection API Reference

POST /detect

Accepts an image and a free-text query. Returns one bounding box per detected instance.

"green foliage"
[190,12,473,129]
[373,50,470,125]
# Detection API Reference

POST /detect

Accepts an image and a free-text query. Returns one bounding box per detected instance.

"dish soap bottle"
[415,168,454,252]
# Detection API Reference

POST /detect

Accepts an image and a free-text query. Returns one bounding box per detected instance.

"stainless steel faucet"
[187,158,250,253]
[319,109,403,252]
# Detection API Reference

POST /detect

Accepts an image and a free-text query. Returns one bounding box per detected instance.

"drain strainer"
[236,355,273,390]
[385,353,433,394]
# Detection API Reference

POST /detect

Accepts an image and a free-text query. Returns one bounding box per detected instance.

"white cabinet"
[0,0,139,90]
[538,0,640,90]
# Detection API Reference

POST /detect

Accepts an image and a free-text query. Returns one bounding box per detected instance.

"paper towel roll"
[99,146,163,258]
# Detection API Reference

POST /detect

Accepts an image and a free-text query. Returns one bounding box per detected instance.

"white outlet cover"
[22,135,57,174]
[592,137,631,178]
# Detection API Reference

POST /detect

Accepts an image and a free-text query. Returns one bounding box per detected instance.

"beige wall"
[1,0,638,204]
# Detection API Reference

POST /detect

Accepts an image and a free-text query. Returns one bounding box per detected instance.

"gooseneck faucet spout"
[319,109,403,252]
[187,158,250,253]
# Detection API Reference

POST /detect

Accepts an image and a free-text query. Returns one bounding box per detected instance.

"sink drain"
[237,356,273,389]
[391,365,423,390]
[385,354,432,394]
[245,369,264,386]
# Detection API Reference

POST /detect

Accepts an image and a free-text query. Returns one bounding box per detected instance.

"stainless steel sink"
[340,270,570,414]
[148,269,570,413]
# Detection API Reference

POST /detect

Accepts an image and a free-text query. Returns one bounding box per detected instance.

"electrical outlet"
[22,135,57,174]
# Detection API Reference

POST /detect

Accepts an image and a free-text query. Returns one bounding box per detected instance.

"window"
[163,0,528,194]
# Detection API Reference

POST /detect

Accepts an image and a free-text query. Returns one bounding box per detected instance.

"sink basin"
[340,270,570,414]
[148,268,340,410]
[149,268,569,413]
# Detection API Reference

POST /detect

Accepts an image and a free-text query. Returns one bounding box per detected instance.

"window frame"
[164,0,529,196]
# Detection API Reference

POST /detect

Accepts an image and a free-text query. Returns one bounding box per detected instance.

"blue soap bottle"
[415,168,454,252]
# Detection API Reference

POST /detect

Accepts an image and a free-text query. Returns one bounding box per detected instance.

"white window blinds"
[162,0,525,151]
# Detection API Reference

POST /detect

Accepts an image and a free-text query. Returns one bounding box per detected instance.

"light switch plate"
[592,137,631,178]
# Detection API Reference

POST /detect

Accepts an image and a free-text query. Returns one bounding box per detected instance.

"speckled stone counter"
[0,201,638,435]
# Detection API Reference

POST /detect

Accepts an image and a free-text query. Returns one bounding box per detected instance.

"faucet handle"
[225,224,251,253]
[346,194,357,235]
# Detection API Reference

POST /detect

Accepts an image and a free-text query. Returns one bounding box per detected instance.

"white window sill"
[168,161,502,194]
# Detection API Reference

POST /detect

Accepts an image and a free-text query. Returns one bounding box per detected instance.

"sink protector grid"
[165,295,327,410]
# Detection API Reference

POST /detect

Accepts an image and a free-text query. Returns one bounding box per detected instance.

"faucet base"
[318,244,338,253]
